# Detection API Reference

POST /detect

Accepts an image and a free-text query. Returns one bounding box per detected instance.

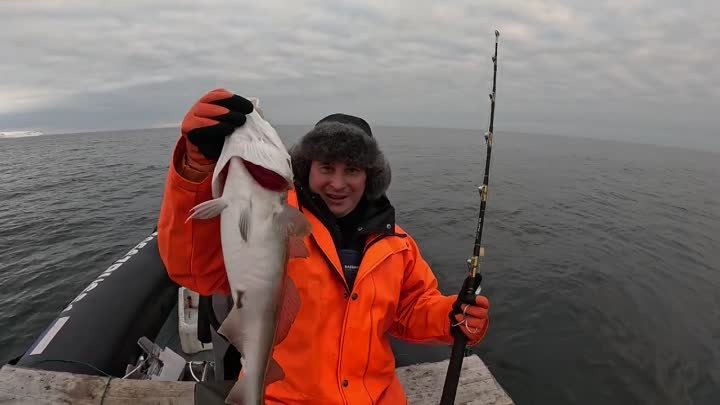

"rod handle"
[440,274,483,405]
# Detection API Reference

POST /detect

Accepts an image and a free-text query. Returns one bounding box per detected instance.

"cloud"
[1,0,718,150]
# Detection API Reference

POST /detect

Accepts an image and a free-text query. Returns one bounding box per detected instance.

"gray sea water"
[1,127,719,405]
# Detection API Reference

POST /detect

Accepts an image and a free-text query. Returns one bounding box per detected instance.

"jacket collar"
[291,182,406,291]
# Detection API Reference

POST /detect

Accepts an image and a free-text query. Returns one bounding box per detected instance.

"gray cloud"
[1,0,718,150]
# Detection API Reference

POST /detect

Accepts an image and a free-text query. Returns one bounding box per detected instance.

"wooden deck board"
[0,355,512,404]
[0,365,194,405]
[395,355,514,405]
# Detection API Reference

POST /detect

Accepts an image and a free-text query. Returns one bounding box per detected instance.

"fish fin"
[265,357,285,385]
[275,205,311,237]
[233,289,245,309]
[185,197,227,223]
[288,236,309,258]
[217,306,244,355]
[225,377,245,405]
[238,201,252,241]
[274,277,300,345]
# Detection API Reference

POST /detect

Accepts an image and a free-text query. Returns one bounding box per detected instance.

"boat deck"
[0,355,513,404]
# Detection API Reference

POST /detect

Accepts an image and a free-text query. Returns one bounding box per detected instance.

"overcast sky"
[2,0,719,150]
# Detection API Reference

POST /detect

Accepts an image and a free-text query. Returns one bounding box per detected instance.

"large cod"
[186,98,310,404]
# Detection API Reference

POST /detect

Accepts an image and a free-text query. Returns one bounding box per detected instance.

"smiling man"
[157,88,490,404]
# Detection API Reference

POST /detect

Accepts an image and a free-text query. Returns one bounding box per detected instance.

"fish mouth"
[242,159,289,191]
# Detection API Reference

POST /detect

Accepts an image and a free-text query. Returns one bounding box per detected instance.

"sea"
[1,126,718,405]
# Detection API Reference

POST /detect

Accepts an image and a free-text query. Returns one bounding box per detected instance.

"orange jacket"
[157,136,487,404]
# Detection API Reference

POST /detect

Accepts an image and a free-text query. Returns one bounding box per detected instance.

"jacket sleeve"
[389,234,486,346]
[156,136,230,296]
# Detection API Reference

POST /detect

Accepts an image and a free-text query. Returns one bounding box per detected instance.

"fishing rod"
[439,29,500,405]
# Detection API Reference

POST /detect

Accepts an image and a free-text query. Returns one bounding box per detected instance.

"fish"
[185,98,311,404]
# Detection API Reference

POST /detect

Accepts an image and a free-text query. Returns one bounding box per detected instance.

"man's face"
[308,161,367,217]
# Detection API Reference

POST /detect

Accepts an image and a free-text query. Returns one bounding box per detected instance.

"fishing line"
[22,359,113,404]
[121,359,147,379]
[24,358,113,377]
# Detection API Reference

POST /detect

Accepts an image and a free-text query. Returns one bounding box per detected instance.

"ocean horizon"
[1,126,718,405]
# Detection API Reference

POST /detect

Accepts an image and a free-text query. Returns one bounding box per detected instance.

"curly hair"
[289,115,391,200]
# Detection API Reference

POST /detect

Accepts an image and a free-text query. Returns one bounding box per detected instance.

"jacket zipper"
[310,234,351,292]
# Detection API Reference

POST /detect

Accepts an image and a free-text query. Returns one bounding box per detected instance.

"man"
[157,88,490,404]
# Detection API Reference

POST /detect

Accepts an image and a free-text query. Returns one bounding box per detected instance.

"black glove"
[181,88,254,162]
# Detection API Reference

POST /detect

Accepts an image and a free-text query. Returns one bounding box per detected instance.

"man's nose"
[328,172,346,189]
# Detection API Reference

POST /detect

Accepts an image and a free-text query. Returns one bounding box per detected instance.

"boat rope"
[439,29,501,405]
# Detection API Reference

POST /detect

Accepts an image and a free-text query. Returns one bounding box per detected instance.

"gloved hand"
[181,88,254,165]
[451,295,489,343]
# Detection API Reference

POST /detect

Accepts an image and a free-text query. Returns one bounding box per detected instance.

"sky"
[1,0,719,150]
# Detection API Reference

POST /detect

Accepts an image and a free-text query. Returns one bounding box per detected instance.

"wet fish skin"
[186,102,310,405]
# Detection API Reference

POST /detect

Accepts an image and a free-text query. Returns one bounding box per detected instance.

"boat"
[0,131,44,138]
[1,229,514,404]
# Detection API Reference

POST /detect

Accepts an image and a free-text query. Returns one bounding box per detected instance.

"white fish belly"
[218,157,289,403]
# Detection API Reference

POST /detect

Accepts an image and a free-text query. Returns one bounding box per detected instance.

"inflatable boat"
[3,230,514,404]
[6,229,244,401]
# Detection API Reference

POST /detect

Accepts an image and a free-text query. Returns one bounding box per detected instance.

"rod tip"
[495,30,500,37]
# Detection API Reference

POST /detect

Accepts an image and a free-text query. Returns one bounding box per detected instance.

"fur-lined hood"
[289,114,391,200]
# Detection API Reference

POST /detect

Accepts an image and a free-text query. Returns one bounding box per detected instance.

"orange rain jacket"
[157,137,487,404]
